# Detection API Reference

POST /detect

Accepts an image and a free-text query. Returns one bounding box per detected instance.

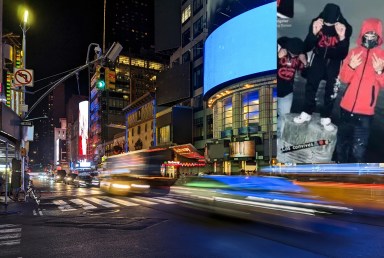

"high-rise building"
[105,0,155,53]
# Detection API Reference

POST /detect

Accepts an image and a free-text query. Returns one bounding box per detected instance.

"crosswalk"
[0,224,22,257]
[37,195,188,215]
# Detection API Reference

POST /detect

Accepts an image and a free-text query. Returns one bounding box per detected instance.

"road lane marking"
[0,224,20,229]
[86,197,119,208]
[52,200,77,211]
[0,239,21,246]
[128,197,157,205]
[0,228,22,234]
[0,233,21,240]
[152,197,175,204]
[98,196,139,207]
[69,199,97,210]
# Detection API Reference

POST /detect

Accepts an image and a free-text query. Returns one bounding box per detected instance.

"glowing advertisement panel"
[277,0,384,163]
[204,2,276,98]
[78,101,89,156]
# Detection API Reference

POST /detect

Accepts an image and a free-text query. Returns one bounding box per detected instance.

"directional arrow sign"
[13,68,34,87]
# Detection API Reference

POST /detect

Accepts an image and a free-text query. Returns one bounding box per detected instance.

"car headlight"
[131,184,150,189]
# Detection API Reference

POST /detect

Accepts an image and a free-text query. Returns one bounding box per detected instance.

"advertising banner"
[277,0,384,163]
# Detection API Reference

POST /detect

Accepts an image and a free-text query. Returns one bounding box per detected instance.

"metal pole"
[5,142,8,206]
[21,17,28,194]
[0,0,3,88]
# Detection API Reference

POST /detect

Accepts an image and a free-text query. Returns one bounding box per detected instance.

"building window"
[138,125,141,135]
[193,16,203,38]
[159,125,170,144]
[206,114,213,139]
[223,97,233,129]
[193,117,204,141]
[182,28,191,47]
[193,64,203,90]
[193,0,203,14]
[242,91,259,127]
[181,5,191,24]
[132,128,134,136]
[137,108,142,121]
[182,51,190,63]
[145,123,148,132]
[193,40,204,60]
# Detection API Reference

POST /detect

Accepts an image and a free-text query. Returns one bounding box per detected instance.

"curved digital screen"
[203,2,276,98]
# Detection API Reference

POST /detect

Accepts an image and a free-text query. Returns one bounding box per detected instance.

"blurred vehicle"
[99,148,176,195]
[91,176,100,187]
[100,175,150,195]
[73,175,93,188]
[64,174,77,185]
[173,175,353,233]
[55,170,67,183]
[38,173,49,180]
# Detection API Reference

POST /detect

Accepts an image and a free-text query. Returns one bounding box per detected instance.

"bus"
[99,148,176,195]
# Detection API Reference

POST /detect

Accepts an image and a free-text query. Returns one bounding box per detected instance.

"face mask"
[362,33,379,49]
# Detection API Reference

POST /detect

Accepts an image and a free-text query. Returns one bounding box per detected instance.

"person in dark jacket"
[336,18,384,162]
[294,3,352,131]
[277,36,307,136]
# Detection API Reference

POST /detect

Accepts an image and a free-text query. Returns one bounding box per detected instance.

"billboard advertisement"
[277,0,384,163]
[78,101,89,156]
[229,141,255,158]
[203,2,276,99]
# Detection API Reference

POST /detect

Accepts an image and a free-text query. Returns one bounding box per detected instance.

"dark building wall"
[172,106,192,144]
[154,0,181,53]
[52,83,66,128]
[66,95,87,124]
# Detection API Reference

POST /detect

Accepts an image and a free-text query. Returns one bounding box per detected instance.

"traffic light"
[96,67,106,90]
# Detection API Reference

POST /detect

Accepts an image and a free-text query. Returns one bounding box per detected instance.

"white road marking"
[86,197,119,208]
[69,199,97,210]
[128,197,157,205]
[98,196,139,207]
[52,200,77,211]
[0,239,21,246]
[0,233,21,240]
[0,228,21,234]
[0,224,20,229]
[152,197,175,204]
[0,224,22,249]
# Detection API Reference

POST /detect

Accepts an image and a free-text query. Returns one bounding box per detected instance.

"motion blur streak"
[214,197,319,215]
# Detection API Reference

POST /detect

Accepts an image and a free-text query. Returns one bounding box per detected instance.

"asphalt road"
[1,177,384,258]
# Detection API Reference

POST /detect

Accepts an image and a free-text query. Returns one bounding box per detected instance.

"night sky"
[3,0,104,115]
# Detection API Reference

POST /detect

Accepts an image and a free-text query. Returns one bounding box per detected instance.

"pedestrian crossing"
[0,224,22,257]
[40,195,187,215]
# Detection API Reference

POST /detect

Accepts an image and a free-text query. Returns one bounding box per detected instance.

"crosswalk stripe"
[0,239,21,246]
[69,199,97,210]
[52,200,77,211]
[157,196,192,205]
[0,233,21,240]
[0,224,20,229]
[128,197,157,205]
[152,197,175,204]
[86,197,119,208]
[0,228,22,234]
[98,196,139,207]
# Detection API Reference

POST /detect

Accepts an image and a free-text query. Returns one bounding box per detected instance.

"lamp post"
[20,9,29,194]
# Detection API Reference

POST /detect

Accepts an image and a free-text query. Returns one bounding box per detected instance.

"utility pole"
[0,0,3,90]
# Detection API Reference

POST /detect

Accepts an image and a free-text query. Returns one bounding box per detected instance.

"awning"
[169,144,205,162]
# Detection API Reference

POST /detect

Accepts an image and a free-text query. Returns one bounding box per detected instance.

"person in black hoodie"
[293,3,352,131]
[277,36,306,137]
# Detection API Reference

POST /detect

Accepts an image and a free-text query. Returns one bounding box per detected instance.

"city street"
[1,178,384,258]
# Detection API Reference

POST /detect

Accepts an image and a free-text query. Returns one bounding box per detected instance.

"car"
[64,174,77,185]
[73,175,93,188]
[99,175,150,195]
[91,176,100,187]
[55,170,67,183]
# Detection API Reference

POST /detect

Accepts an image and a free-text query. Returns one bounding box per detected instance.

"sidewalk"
[0,196,23,215]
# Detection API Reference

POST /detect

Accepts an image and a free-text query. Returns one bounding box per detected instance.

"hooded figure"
[293,3,352,131]
[277,36,306,137]
[336,18,384,163]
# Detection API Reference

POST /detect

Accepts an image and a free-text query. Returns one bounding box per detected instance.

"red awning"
[170,144,205,161]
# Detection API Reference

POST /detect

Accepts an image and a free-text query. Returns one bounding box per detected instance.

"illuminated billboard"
[203,2,276,99]
[229,141,255,158]
[277,0,384,163]
[78,101,89,156]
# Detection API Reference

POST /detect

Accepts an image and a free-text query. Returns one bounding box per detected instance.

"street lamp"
[20,8,30,194]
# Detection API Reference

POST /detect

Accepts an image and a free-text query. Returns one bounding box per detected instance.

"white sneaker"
[293,112,312,124]
[320,117,335,131]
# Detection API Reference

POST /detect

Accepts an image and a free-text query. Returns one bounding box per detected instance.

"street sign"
[13,68,34,87]
[20,121,33,126]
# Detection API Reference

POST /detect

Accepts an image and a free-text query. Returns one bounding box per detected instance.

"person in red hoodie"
[336,18,384,163]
